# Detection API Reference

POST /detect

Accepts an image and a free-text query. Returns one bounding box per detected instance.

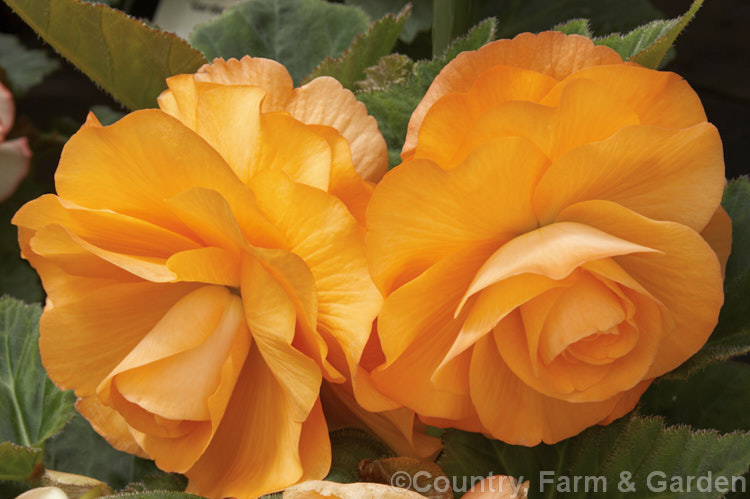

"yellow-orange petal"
[599,379,652,425]
[166,247,240,287]
[185,346,307,498]
[557,200,724,378]
[541,64,707,129]
[368,137,547,295]
[700,206,732,277]
[40,281,196,396]
[470,327,619,446]
[250,170,381,379]
[533,123,725,231]
[75,396,147,458]
[404,31,622,157]
[286,76,388,182]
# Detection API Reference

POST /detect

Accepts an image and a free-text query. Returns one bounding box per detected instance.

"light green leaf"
[325,428,394,483]
[667,177,750,378]
[189,0,371,85]
[629,0,703,69]
[354,54,414,92]
[45,414,161,490]
[357,18,497,167]
[595,19,678,61]
[553,18,592,37]
[0,33,60,94]
[0,297,75,448]
[0,440,43,482]
[485,0,664,39]
[345,0,432,43]
[122,472,188,493]
[640,361,750,434]
[438,414,750,498]
[305,6,410,89]
[3,0,208,110]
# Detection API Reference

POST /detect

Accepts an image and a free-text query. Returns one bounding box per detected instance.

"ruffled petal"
[0,137,30,202]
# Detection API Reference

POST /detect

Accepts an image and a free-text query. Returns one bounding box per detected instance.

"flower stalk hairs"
[365,31,731,446]
[13,56,403,498]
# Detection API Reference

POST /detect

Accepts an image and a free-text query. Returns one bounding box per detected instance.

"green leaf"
[89,105,126,126]
[354,54,414,92]
[3,0,208,110]
[629,0,703,69]
[667,178,750,378]
[553,18,592,37]
[640,361,750,434]
[484,0,665,40]
[45,414,161,490]
[325,428,394,483]
[357,18,496,167]
[439,414,750,498]
[305,6,410,89]
[189,0,371,85]
[0,297,75,448]
[594,19,678,61]
[0,33,60,94]
[0,440,43,481]
[122,472,188,493]
[345,0,432,43]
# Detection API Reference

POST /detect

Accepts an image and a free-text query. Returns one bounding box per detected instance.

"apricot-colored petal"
[557,200,724,377]
[75,396,147,458]
[404,31,622,156]
[194,56,295,111]
[283,481,427,499]
[308,124,373,225]
[30,224,175,282]
[256,113,332,190]
[40,281,195,396]
[471,328,619,446]
[368,137,547,295]
[413,65,558,166]
[0,137,30,202]
[185,346,305,498]
[460,222,657,309]
[599,379,652,425]
[542,64,707,129]
[166,247,240,287]
[700,206,732,277]
[370,246,491,421]
[534,123,725,231]
[250,170,381,378]
[14,194,201,258]
[194,85,265,182]
[158,74,201,130]
[241,253,322,421]
[54,110,263,239]
[287,76,387,182]
[297,400,331,483]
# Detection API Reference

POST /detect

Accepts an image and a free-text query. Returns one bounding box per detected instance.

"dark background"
[0,0,748,178]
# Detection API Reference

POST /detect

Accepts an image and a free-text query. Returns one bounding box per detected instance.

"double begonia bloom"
[0,81,31,202]
[366,31,731,445]
[13,57,388,498]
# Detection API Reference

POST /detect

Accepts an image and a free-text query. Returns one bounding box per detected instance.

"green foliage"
[345,0,432,43]
[553,18,592,36]
[0,297,75,448]
[628,0,703,69]
[595,19,679,61]
[485,0,665,39]
[3,0,207,110]
[357,18,496,167]
[641,361,750,434]
[668,178,750,378]
[355,54,414,92]
[190,0,371,85]
[44,413,160,490]
[438,414,750,498]
[325,427,394,483]
[306,6,410,89]
[0,441,42,481]
[0,33,60,94]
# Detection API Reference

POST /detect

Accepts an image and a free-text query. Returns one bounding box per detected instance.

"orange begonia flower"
[367,31,730,446]
[13,57,399,498]
[0,81,31,202]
